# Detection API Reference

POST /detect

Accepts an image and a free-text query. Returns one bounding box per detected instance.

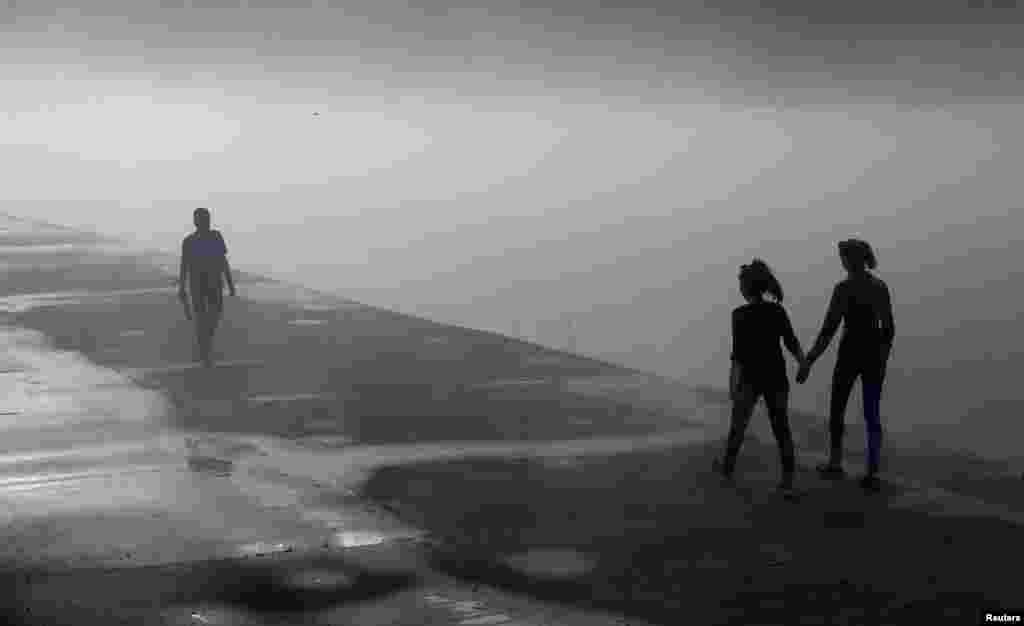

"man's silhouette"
[179,207,236,367]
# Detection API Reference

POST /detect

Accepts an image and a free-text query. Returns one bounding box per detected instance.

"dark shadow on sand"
[695,385,1024,511]
[359,439,1023,626]
[0,553,417,625]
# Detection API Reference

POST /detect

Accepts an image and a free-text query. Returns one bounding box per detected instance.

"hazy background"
[3,0,1023,461]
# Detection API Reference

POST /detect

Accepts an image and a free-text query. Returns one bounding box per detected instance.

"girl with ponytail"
[798,239,894,492]
[714,259,807,493]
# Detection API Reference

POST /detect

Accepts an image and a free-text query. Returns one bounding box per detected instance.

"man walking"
[179,207,236,367]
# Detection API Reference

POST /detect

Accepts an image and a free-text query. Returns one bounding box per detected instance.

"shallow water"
[0,292,721,570]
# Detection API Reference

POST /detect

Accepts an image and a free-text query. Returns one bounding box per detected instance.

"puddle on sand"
[332,531,391,548]
[0,286,179,314]
[0,326,171,430]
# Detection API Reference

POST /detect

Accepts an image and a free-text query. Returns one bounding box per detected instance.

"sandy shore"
[0,212,1021,625]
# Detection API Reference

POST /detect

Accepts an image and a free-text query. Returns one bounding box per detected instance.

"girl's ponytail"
[839,239,877,271]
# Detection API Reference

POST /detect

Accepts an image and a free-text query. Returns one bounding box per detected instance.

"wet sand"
[0,214,684,625]
[0,212,1021,625]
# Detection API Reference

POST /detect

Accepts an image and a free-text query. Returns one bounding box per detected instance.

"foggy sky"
[3,0,1024,460]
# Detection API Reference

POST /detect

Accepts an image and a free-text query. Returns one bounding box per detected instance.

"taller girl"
[798,239,895,492]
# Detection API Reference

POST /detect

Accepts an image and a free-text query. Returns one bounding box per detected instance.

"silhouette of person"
[714,259,806,493]
[796,239,894,492]
[178,207,236,367]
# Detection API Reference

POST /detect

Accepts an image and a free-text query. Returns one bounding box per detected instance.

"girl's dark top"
[817,272,895,362]
[731,300,799,392]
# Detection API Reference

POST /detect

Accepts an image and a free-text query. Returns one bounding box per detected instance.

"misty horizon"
[3,0,1024,463]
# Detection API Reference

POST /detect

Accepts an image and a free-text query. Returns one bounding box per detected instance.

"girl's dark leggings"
[723,385,795,477]
[830,353,887,474]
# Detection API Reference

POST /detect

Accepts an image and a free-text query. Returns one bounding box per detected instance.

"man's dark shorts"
[189,272,223,317]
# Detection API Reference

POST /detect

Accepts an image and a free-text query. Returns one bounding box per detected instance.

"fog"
[3,1,1023,461]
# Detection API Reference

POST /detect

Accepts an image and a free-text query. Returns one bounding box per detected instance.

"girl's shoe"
[777,482,801,500]
[816,463,847,480]
[859,475,882,493]
[712,458,735,484]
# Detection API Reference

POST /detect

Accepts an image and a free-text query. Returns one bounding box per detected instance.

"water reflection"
[332,531,388,548]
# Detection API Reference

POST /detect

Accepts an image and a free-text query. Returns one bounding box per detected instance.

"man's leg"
[196,313,212,364]
[720,385,759,476]
[765,389,796,487]
[204,288,224,365]
[189,281,208,363]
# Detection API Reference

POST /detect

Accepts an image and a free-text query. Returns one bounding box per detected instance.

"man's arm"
[218,232,236,295]
[223,256,236,295]
[177,239,192,320]
[806,283,845,365]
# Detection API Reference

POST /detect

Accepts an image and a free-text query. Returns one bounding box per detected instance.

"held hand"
[795,361,811,384]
